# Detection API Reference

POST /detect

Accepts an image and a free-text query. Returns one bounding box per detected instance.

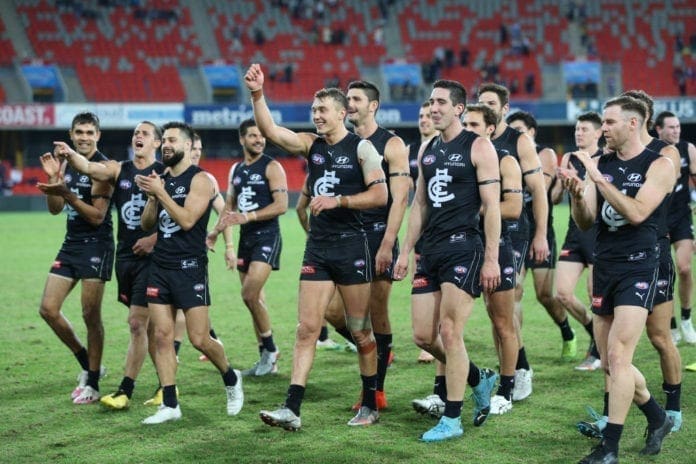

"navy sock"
[209,328,218,340]
[682,307,692,320]
[163,385,177,408]
[497,375,514,400]
[360,374,377,410]
[261,334,277,353]
[120,376,135,398]
[603,423,623,453]
[670,316,678,330]
[638,395,666,429]
[318,325,329,342]
[602,391,609,417]
[222,367,238,387]
[663,382,681,411]
[558,317,574,341]
[285,384,305,417]
[374,333,392,391]
[174,340,181,355]
[87,369,100,390]
[74,348,89,371]
[467,361,480,387]
[443,400,463,419]
[583,320,594,338]
[516,347,530,370]
[434,375,447,401]
[335,326,356,345]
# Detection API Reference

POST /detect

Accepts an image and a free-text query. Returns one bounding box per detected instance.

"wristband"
[335,195,342,208]
[226,243,235,249]
[251,211,258,221]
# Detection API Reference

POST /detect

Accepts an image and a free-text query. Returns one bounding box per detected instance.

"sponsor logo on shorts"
[591,296,603,308]
[656,279,668,288]
[634,282,649,290]
[90,256,101,264]
[301,265,316,274]
[146,286,159,298]
[503,266,514,275]
[454,265,467,274]
[262,246,272,253]
[354,259,366,268]
[413,276,429,288]
[181,259,198,269]
[52,260,61,269]
[193,283,205,292]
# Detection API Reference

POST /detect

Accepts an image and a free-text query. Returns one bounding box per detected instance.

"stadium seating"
[3,0,695,103]
[16,0,193,101]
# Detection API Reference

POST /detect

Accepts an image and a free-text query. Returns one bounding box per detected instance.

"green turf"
[0,206,694,464]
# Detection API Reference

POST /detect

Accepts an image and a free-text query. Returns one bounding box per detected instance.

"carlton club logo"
[313,170,340,196]
[121,193,147,229]
[158,209,181,237]
[427,168,454,207]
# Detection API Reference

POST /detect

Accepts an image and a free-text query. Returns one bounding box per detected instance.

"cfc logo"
[158,209,181,237]
[313,170,340,196]
[427,168,454,207]
[121,193,147,229]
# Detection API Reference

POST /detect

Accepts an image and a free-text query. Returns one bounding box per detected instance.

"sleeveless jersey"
[566,149,602,237]
[408,141,420,183]
[362,126,394,226]
[646,138,674,238]
[306,132,367,240]
[229,154,280,235]
[153,165,212,269]
[491,125,529,235]
[497,148,517,240]
[63,150,113,242]
[113,159,165,260]
[420,130,482,253]
[523,143,554,235]
[594,149,662,262]
[667,139,692,216]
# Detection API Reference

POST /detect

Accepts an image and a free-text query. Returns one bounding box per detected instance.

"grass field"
[1,206,695,464]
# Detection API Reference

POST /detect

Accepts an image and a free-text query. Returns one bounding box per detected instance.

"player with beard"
[244,64,388,430]
[135,121,243,424]
[37,112,113,404]
[57,121,165,409]
[209,119,288,377]
[561,96,674,463]
[477,83,549,402]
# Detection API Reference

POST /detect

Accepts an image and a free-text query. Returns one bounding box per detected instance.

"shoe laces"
[585,405,603,422]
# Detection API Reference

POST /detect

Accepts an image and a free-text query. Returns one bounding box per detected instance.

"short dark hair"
[621,89,654,128]
[420,100,431,108]
[604,96,647,125]
[577,112,602,129]
[465,104,497,128]
[477,82,509,107]
[347,80,380,104]
[139,120,161,140]
[506,111,537,132]
[314,87,348,110]
[161,121,195,141]
[433,79,467,106]
[192,132,201,143]
[71,112,100,131]
[654,111,677,129]
[239,119,257,137]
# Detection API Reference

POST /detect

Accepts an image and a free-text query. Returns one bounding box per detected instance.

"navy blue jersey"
[362,126,394,226]
[63,150,113,242]
[113,159,165,260]
[408,141,420,183]
[594,149,663,263]
[229,154,280,235]
[152,165,212,269]
[667,140,692,216]
[306,132,367,240]
[420,130,482,253]
[492,125,529,235]
[566,149,603,238]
